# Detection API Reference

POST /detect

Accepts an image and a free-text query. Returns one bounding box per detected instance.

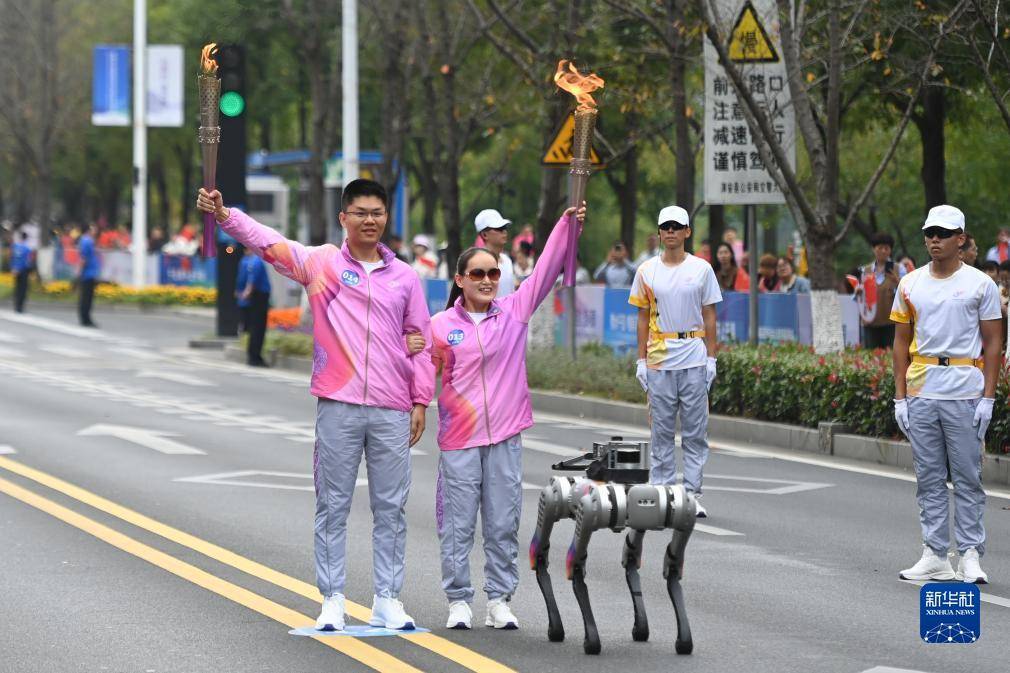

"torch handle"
[201,144,218,258]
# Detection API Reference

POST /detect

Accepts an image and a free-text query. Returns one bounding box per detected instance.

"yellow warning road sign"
[728,1,779,63]
[541,114,605,167]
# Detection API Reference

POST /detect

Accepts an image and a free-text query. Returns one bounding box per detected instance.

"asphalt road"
[1,303,1008,673]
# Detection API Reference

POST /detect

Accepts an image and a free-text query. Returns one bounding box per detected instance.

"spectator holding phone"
[855,232,905,349]
[594,241,637,287]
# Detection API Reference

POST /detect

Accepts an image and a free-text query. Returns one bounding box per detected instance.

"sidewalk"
[218,344,1010,489]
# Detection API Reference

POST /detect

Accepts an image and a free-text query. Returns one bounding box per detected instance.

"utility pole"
[132,0,147,287]
[342,0,359,185]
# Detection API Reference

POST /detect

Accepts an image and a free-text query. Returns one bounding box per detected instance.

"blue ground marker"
[290,625,431,637]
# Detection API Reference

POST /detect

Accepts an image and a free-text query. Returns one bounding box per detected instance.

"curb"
[8,296,215,318]
[214,344,1010,488]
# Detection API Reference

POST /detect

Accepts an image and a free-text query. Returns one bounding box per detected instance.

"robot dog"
[529,437,696,655]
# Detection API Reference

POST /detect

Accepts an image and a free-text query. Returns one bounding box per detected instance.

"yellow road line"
[0,475,421,673]
[0,457,517,673]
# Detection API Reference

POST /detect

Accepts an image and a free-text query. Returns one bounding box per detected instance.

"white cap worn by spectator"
[658,205,690,227]
[474,209,511,233]
[412,234,433,250]
[922,205,965,231]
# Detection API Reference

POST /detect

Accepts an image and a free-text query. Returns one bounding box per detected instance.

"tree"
[697,0,969,352]
[280,0,341,246]
[0,0,71,228]
[412,0,500,271]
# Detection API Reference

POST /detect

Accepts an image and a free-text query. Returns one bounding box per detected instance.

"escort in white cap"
[629,203,722,518]
[474,209,515,297]
[892,203,1001,585]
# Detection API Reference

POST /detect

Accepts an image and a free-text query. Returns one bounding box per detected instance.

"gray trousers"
[313,399,411,598]
[648,366,710,492]
[907,397,986,556]
[436,434,523,603]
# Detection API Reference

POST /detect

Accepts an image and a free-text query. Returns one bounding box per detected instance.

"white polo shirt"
[629,254,722,371]
[496,252,515,297]
[890,263,1001,399]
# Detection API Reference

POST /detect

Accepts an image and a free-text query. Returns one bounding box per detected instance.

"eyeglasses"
[345,209,387,222]
[923,227,957,240]
[658,222,689,232]
[464,267,501,282]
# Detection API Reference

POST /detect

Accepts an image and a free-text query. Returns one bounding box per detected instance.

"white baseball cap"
[657,205,690,227]
[474,209,511,233]
[922,204,965,231]
[412,234,432,249]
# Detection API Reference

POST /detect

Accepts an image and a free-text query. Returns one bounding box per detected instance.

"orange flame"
[200,43,219,75]
[553,60,604,112]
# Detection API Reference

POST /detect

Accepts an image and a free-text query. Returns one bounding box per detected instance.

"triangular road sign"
[728,1,779,63]
[542,114,605,167]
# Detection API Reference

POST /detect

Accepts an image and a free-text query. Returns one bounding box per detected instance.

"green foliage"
[243,330,314,358]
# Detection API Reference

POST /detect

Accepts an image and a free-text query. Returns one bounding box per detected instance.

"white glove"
[635,359,648,392]
[973,397,995,442]
[893,398,910,436]
[705,357,717,391]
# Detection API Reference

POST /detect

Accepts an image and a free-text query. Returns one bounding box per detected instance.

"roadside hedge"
[247,328,1010,454]
[0,273,215,306]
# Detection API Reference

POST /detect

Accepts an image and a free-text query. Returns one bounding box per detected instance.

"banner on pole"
[703,0,795,205]
[92,45,131,126]
[146,45,184,127]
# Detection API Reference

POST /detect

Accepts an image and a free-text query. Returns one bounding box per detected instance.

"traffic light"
[214,44,246,337]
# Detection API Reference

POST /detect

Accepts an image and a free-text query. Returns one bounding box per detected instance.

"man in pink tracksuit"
[197,180,434,632]
[430,203,586,631]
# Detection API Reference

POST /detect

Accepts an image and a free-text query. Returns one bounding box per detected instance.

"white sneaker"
[369,595,415,630]
[956,547,989,584]
[899,545,955,581]
[446,601,472,629]
[485,598,518,629]
[692,493,708,518]
[315,593,346,631]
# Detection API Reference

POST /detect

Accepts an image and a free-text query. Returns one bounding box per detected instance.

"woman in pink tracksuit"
[431,203,586,631]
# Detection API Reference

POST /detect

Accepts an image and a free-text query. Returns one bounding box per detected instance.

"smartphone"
[885,260,894,274]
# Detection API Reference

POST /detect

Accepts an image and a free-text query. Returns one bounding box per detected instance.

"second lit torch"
[554,60,604,286]
[198,43,220,258]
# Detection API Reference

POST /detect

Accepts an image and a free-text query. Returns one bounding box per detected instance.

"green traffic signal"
[220,91,245,117]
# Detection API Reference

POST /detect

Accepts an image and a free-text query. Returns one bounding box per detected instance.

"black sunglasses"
[659,222,690,232]
[923,227,957,240]
[464,267,501,281]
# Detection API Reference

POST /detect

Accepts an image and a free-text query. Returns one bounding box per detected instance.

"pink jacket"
[431,214,580,450]
[220,208,435,412]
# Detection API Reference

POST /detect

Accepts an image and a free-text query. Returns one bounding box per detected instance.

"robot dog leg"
[662,485,697,655]
[622,528,649,642]
[529,476,589,642]
[566,483,627,655]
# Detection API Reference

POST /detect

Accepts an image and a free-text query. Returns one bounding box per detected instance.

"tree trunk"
[913,86,946,213]
[176,141,193,233]
[620,145,638,253]
[534,99,569,257]
[670,1,695,217]
[307,59,329,246]
[708,204,725,251]
[153,158,169,231]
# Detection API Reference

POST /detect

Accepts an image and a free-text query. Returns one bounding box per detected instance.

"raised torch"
[553,60,604,286]
[197,43,220,258]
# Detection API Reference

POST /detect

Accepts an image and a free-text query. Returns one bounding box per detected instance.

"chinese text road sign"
[542,114,604,166]
[704,0,795,205]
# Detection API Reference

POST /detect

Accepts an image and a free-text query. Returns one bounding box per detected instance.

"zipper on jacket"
[471,316,494,445]
[362,272,373,403]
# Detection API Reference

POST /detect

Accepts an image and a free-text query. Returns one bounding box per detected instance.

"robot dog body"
[529,438,696,655]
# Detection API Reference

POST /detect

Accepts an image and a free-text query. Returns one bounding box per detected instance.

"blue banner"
[92,45,131,126]
[602,288,638,355]
[424,278,450,315]
[159,254,216,287]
